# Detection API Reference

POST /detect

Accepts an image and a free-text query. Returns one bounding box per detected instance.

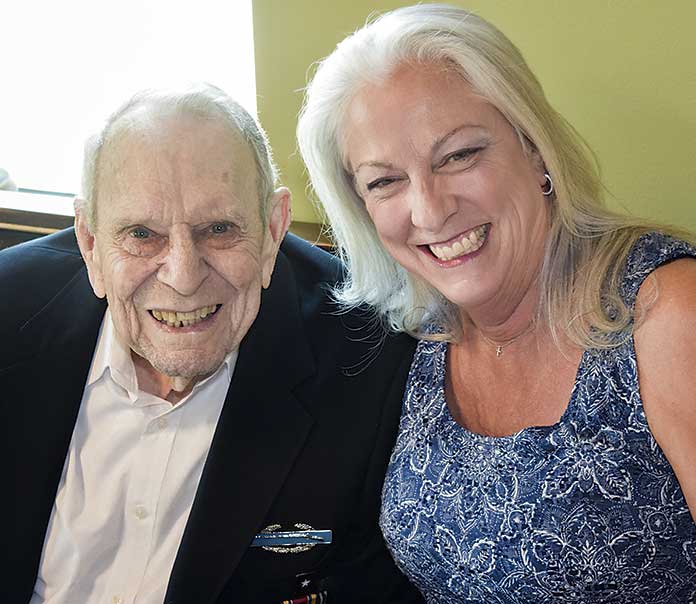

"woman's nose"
[408,179,457,233]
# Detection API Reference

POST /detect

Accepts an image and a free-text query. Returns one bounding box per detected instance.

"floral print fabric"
[381,233,696,603]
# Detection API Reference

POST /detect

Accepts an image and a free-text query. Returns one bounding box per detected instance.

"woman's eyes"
[439,146,483,168]
[366,176,401,191]
[362,147,484,193]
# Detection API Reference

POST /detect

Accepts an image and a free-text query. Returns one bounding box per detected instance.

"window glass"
[0,0,256,195]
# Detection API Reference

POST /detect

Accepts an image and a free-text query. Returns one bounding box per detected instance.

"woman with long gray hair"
[298,4,696,602]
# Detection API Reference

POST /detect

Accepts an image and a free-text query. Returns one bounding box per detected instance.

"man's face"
[77,112,289,382]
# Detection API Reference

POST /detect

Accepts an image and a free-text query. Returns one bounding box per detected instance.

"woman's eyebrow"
[432,124,487,154]
[353,160,397,176]
[352,124,489,175]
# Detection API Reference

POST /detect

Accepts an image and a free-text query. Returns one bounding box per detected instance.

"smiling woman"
[343,62,550,317]
[297,4,696,603]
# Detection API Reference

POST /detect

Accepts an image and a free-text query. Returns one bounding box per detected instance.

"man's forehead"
[92,107,262,221]
[104,106,248,158]
[98,109,257,191]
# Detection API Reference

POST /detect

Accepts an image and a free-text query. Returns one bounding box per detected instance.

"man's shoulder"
[0,228,83,272]
[0,228,86,320]
[279,232,342,285]
[276,233,416,375]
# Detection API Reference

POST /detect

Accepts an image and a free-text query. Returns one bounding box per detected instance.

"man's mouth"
[427,224,489,261]
[148,304,221,328]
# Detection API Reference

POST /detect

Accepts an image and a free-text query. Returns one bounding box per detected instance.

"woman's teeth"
[429,224,488,261]
[151,305,218,328]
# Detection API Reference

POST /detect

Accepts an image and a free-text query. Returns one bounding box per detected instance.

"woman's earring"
[541,173,554,196]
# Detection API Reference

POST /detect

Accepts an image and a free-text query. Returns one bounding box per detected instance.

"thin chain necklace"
[478,322,536,358]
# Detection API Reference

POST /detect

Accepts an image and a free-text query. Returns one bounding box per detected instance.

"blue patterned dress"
[380,233,696,604]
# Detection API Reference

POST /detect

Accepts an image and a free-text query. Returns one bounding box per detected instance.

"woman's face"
[342,63,550,320]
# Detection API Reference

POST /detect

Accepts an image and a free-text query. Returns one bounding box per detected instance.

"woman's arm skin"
[635,257,696,522]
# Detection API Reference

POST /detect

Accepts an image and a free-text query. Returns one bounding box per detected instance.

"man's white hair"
[81,82,278,229]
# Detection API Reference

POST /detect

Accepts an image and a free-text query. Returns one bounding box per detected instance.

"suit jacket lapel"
[4,268,105,602]
[166,252,316,604]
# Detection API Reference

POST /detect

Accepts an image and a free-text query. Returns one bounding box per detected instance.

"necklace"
[479,322,535,358]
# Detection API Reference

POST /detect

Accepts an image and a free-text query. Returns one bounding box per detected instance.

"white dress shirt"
[31,309,237,604]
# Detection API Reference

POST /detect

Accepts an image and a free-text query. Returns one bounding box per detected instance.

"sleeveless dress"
[380,232,696,604]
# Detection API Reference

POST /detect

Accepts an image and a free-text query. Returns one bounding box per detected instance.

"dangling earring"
[541,173,554,196]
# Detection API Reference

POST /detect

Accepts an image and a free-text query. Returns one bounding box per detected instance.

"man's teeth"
[429,225,488,261]
[151,305,218,328]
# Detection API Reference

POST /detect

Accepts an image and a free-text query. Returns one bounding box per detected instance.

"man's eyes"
[209,222,230,235]
[129,226,153,240]
[199,222,238,241]
[203,223,242,249]
[126,223,234,239]
[121,226,163,257]
[120,223,237,256]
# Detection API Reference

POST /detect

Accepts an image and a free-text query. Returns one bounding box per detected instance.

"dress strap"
[619,232,696,310]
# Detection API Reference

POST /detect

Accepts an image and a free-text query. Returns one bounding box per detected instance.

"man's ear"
[74,198,106,299]
[261,186,292,289]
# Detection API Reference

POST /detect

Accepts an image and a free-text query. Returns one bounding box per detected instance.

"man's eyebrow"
[111,219,148,233]
[197,204,249,225]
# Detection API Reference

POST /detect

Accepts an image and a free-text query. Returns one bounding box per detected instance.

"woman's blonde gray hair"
[81,82,278,230]
[297,3,686,349]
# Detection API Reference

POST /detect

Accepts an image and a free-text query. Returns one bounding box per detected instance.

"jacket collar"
[166,249,317,604]
[5,267,106,603]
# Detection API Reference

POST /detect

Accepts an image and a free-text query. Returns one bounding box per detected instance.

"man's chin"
[139,348,228,383]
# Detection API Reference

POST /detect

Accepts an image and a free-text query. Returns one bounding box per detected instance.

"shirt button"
[113,597,123,604]
[146,417,168,434]
[134,505,148,520]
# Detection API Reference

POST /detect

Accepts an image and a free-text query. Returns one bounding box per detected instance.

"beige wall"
[253,1,696,230]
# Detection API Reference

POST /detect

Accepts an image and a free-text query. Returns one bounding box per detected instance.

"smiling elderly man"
[0,85,420,604]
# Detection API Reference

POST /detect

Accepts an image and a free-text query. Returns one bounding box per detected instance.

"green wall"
[253,1,696,229]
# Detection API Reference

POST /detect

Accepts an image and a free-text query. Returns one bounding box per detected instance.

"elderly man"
[0,85,420,604]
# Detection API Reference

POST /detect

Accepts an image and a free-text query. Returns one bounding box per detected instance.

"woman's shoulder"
[631,231,696,382]
[635,253,696,346]
[627,230,696,318]
[622,231,696,298]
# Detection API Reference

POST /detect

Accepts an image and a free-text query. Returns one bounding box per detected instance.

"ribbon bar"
[252,529,333,547]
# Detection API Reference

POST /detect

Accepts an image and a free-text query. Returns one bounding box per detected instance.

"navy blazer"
[0,229,422,604]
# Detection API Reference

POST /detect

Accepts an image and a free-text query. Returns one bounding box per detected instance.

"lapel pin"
[252,523,332,553]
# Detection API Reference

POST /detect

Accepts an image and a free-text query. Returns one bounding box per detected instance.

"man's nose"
[157,230,209,295]
[408,178,457,233]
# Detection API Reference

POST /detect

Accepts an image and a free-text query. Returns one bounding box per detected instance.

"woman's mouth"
[427,224,490,261]
[148,304,221,328]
